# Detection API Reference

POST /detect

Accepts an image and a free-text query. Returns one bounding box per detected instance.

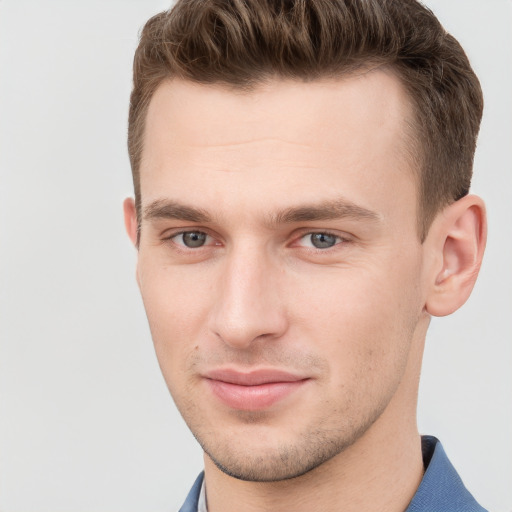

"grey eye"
[181,231,207,248]
[309,233,338,249]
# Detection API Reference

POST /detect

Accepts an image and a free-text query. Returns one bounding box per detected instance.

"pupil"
[183,232,206,248]
[311,233,336,249]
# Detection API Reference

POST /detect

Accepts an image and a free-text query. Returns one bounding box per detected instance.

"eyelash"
[295,231,346,250]
[164,230,217,248]
[163,229,349,252]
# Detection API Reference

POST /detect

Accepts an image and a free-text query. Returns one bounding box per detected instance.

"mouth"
[202,369,310,411]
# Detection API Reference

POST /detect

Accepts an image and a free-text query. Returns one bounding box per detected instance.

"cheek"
[137,260,213,375]
[288,257,422,383]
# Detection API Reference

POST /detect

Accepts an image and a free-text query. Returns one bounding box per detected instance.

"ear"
[123,197,139,247]
[425,195,487,317]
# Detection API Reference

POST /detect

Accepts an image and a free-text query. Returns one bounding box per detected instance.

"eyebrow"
[142,198,381,226]
[268,199,381,226]
[143,199,211,223]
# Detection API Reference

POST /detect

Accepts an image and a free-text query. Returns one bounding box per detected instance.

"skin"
[124,71,486,512]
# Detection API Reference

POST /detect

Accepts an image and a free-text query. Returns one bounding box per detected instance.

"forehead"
[144,70,414,152]
[140,72,417,227]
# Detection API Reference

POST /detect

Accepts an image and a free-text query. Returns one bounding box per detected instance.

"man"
[123,0,488,510]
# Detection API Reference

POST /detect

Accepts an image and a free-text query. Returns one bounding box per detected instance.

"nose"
[208,246,288,350]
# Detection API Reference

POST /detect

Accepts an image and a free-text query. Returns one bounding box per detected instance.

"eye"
[298,232,343,249]
[171,231,210,248]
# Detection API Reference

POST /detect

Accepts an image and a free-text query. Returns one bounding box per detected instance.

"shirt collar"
[405,435,487,511]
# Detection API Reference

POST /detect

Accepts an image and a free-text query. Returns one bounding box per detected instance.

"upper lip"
[203,368,309,386]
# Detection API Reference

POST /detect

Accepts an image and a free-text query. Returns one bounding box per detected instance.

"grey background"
[0,1,510,511]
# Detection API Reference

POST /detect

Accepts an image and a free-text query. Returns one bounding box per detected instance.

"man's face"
[131,72,431,481]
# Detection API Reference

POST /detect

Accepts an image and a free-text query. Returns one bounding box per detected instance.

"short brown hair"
[128,0,483,240]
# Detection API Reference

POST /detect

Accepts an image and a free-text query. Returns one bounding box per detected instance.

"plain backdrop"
[0,1,511,511]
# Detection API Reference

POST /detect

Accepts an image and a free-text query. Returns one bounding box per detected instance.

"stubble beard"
[187,398,390,483]
[166,319,418,483]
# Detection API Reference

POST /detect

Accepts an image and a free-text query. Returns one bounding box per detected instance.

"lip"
[203,369,310,411]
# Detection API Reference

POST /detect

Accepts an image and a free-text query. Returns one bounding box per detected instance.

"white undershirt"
[197,479,207,512]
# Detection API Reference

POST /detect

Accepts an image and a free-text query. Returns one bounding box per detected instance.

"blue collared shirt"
[178,436,488,512]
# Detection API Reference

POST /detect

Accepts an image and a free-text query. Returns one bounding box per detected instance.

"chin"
[198,420,370,482]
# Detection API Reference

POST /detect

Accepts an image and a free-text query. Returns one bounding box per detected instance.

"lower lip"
[205,379,308,411]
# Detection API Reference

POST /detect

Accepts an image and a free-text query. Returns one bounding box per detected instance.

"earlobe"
[425,195,487,317]
[123,197,139,247]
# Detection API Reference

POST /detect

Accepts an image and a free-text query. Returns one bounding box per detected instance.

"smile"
[203,369,310,411]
